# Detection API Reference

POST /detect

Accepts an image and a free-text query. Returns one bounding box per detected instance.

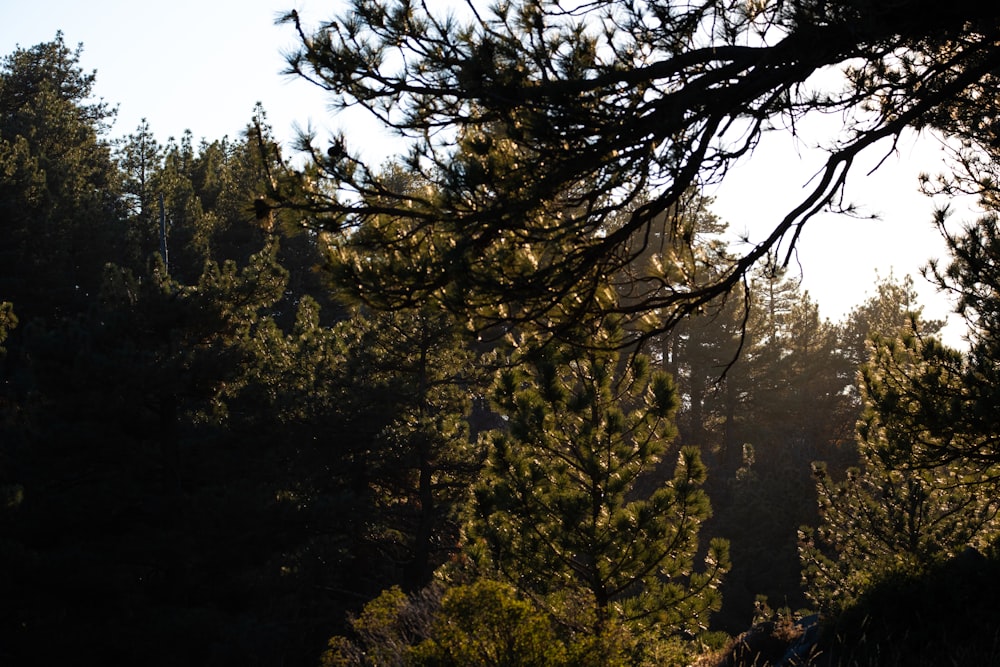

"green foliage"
[839,274,944,371]
[322,580,565,667]
[469,324,729,637]
[90,235,288,427]
[321,586,434,667]
[412,580,566,667]
[232,294,343,424]
[800,317,1000,613]
[321,578,718,667]
[908,211,1000,470]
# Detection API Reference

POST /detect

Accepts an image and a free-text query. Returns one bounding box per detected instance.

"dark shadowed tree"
[0,64,347,660]
[0,33,122,321]
[668,266,854,628]
[115,118,163,264]
[331,304,484,592]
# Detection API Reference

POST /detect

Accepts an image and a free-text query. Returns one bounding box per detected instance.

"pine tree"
[799,317,1000,613]
[838,274,945,372]
[0,33,123,320]
[913,211,1000,468]
[469,322,729,642]
[332,304,484,592]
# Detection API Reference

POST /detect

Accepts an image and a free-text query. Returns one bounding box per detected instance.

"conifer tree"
[912,211,1000,469]
[838,274,944,372]
[332,304,484,592]
[799,317,1000,613]
[469,321,729,641]
[0,33,123,320]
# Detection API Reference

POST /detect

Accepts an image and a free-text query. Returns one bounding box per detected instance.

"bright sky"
[1,1,343,145]
[2,1,974,343]
[710,120,975,345]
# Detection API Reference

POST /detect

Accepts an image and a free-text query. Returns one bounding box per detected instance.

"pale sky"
[2,1,974,343]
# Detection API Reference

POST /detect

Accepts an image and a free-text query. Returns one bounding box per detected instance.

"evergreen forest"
[6,2,1000,663]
